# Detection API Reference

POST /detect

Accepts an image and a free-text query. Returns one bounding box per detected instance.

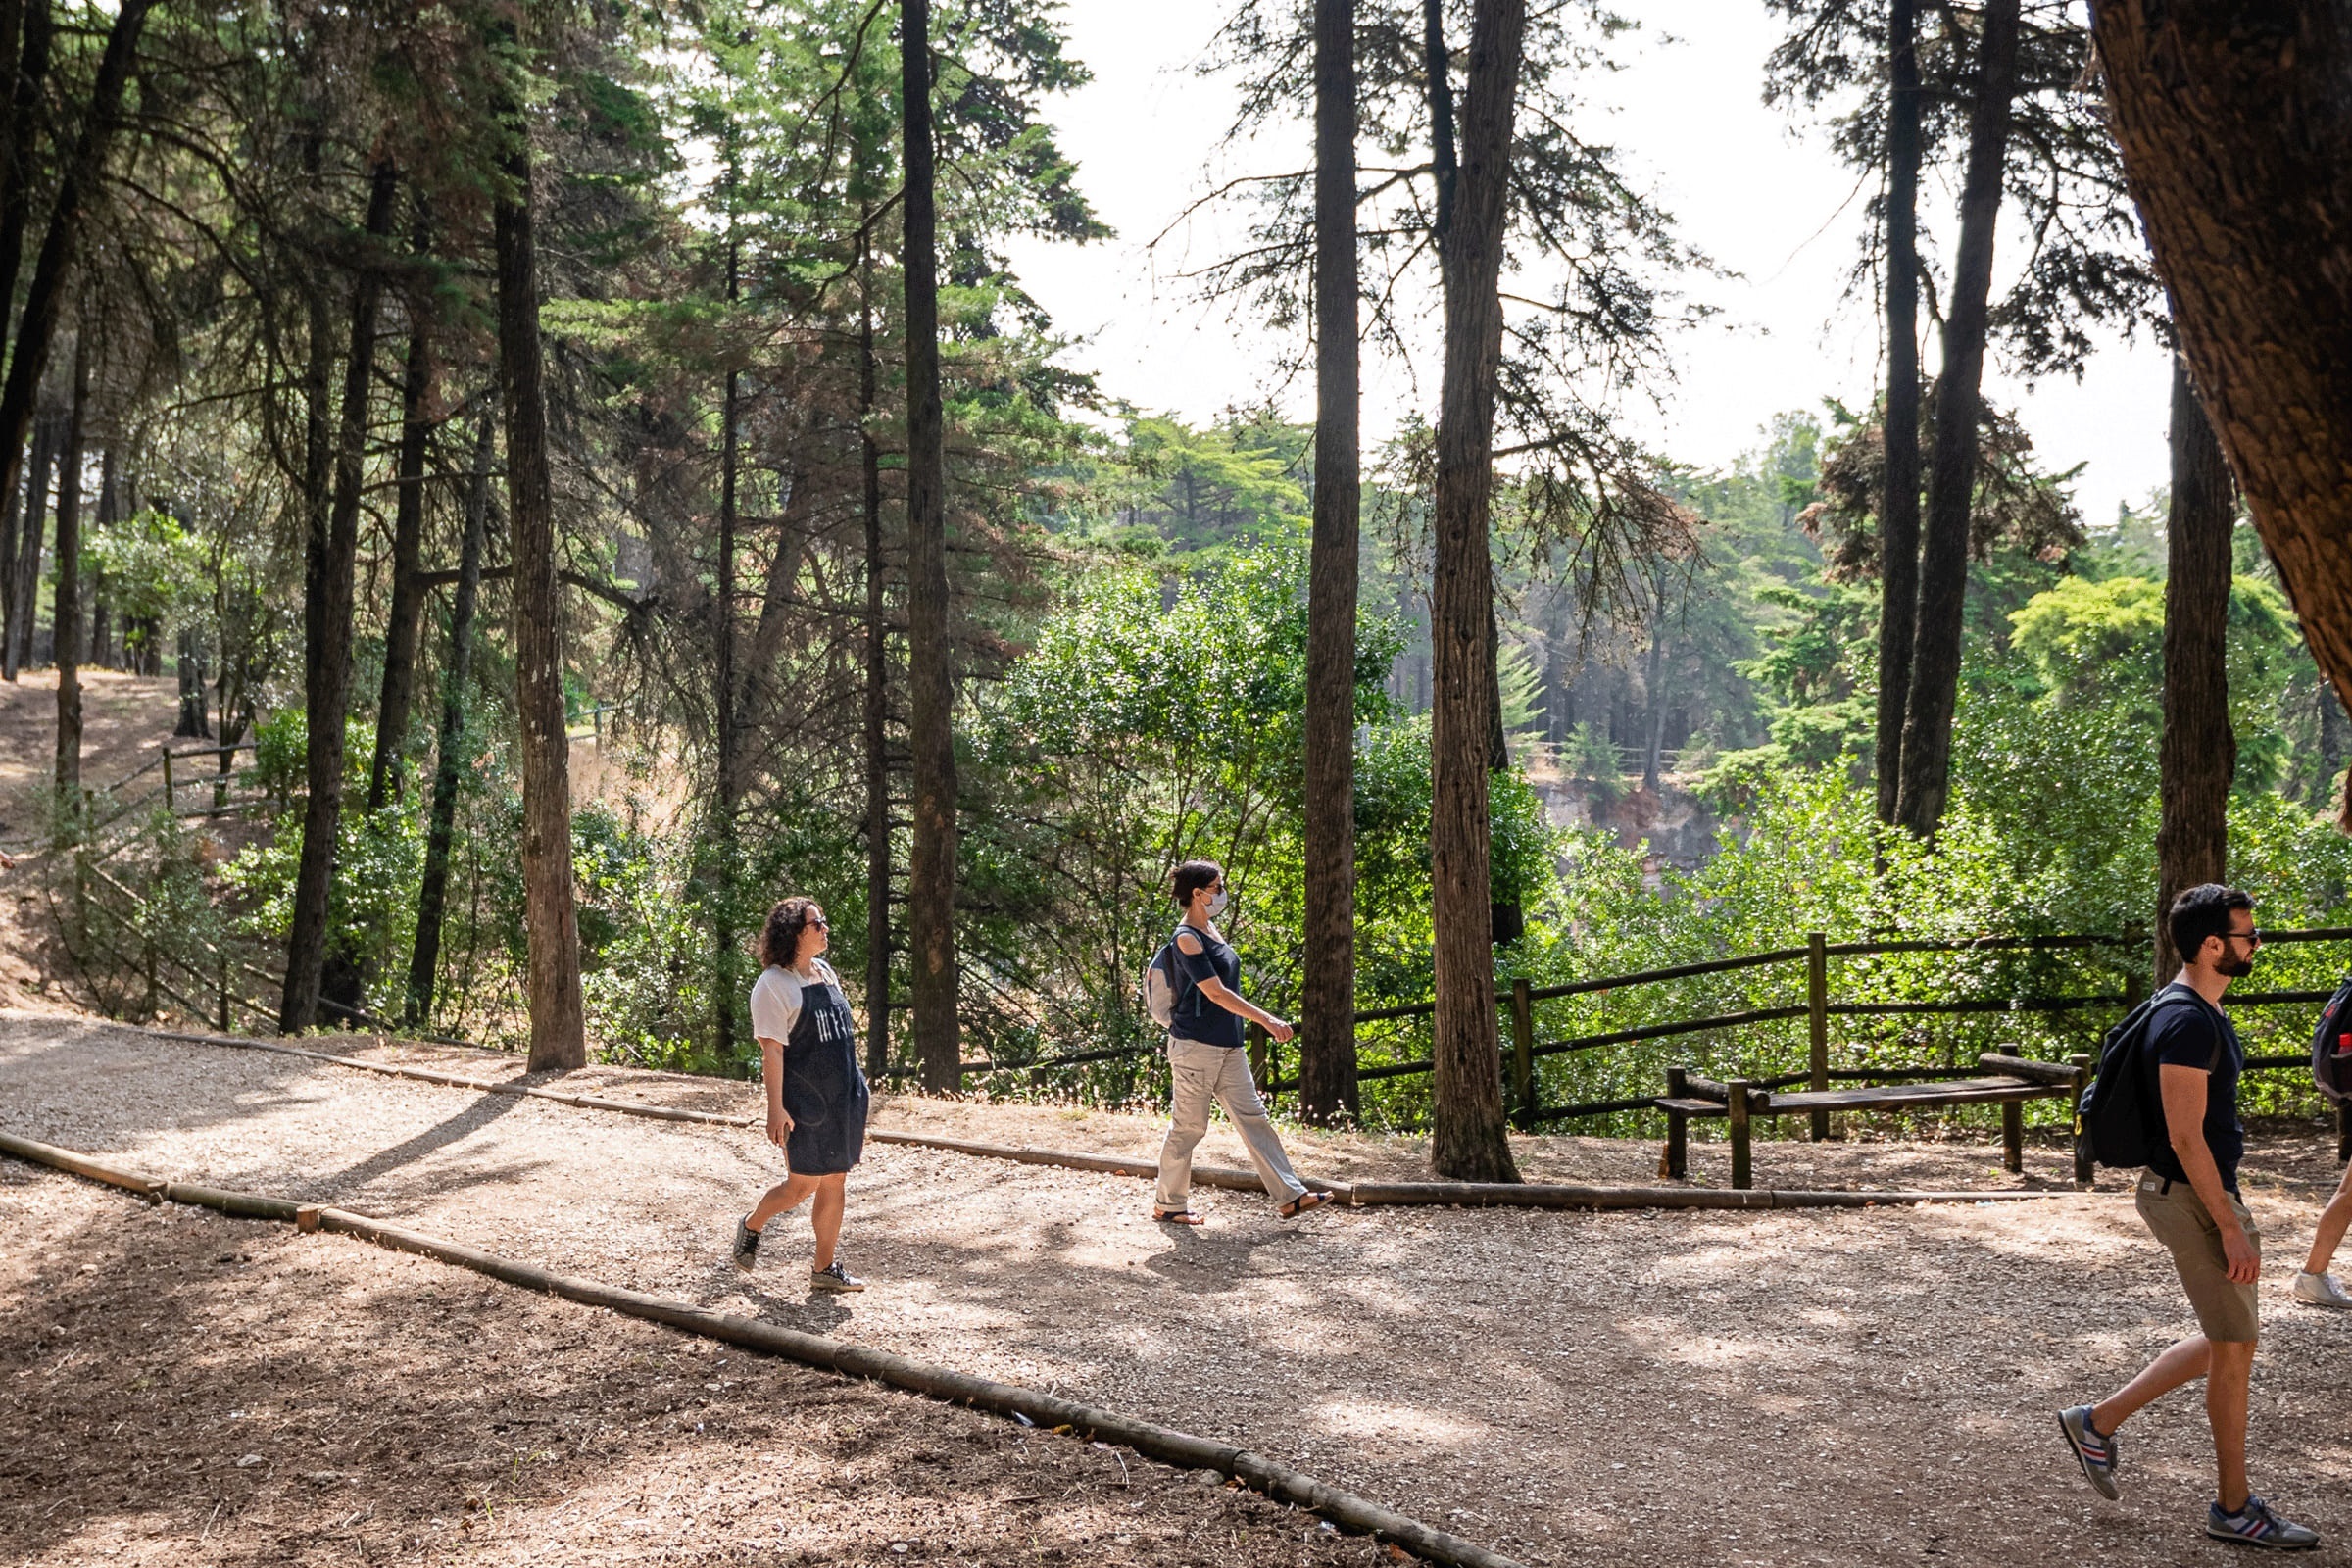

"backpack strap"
[2151,982,2227,1074]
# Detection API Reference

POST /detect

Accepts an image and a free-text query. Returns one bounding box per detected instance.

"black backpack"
[2311,974,2352,1104]
[2078,985,2214,1170]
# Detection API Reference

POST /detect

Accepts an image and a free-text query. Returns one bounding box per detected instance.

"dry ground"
[9,1017,2352,1566]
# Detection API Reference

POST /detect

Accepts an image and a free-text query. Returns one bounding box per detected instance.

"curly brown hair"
[758,897,825,970]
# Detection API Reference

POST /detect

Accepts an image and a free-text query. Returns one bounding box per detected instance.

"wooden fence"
[928,927,2350,1132]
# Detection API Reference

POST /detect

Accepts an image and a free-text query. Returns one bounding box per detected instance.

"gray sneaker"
[810,1261,866,1293]
[730,1214,762,1273]
[2208,1495,2320,1549]
[2292,1270,2352,1308]
[2057,1405,2120,1500]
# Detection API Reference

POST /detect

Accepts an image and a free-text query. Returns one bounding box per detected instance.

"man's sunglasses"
[2221,927,2262,946]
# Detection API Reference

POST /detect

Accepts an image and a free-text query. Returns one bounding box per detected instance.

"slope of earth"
[8,1015,2352,1566]
[1,1159,1383,1567]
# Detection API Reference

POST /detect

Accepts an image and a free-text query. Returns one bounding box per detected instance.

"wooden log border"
[134,1024,2085,1211]
[0,1128,1526,1568]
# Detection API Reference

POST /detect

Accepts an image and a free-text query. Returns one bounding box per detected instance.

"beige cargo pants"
[1153,1035,1309,1212]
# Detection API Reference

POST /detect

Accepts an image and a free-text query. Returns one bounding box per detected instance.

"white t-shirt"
[750,960,839,1044]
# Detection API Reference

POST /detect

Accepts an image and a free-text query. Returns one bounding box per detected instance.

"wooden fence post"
[1807,931,1829,1142]
[1249,1021,1268,1100]
[2070,1053,2093,1187]
[217,949,231,1035]
[159,746,173,813]
[2001,1098,2024,1175]
[1509,977,1535,1126]
[1661,1066,1689,1179]
[1727,1079,1752,1190]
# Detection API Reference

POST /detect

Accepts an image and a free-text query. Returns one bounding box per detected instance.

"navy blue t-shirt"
[2141,983,2245,1195]
[1170,923,1245,1048]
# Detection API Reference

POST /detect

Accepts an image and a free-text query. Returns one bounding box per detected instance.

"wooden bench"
[1655,1053,2090,1190]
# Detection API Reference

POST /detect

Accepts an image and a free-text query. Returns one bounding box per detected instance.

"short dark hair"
[2169,883,2254,964]
[1169,859,1223,907]
[759,897,823,970]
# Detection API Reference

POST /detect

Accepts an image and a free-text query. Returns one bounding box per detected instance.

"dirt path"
[8,1016,2352,1566]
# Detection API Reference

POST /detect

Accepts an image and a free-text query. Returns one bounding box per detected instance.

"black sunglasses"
[807,914,829,929]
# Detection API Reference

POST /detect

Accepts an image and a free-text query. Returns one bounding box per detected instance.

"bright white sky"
[1002,0,2171,529]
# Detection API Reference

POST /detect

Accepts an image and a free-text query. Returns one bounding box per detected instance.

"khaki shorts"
[2136,1171,2260,1344]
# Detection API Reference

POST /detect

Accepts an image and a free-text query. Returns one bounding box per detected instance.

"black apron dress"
[781,967,869,1175]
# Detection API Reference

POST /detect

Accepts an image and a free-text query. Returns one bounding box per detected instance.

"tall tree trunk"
[496,106,587,1072]
[860,236,894,1081]
[49,328,80,811]
[368,302,435,811]
[902,0,959,1093]
[2153,356,2236,982]
[86,444,111,668]
[1892,0,2021,838]
[1874,0,1923,826]
[1298,0,1360,1126]
[1427,0,1525,1185]
[407,414,492,1030]
[2088,6,2352,826]
[1641,573,1669,795]
[0,0,153,534]
[0,0,49,364]
[5,400,53,677]
[281,159,397,1034]
[710,229,743,1063]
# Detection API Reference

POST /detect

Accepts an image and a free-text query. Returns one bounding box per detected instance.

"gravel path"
[8,1012,2352,1566]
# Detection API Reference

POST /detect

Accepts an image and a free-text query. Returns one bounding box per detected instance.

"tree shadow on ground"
[0,1161,1392,1568]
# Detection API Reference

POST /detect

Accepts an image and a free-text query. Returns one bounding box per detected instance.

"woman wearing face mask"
[1152,858,1332,1224]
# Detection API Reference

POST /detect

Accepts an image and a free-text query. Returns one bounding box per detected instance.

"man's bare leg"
[2091,1335,2211,1435]
[2207,1338,2254,1514]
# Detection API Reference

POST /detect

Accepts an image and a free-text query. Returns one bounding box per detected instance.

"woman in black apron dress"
[730,897,871,1292]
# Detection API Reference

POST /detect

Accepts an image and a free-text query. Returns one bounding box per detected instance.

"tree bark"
[283,159,397,1033]
[1298,0,1360,1126]
[1892,0,2021,838]
[0,0,50,376]
[2086,5,2352,826]
[710,227,742,1064]
[860,232,894,1082]
[2153,355,2236,983]
[1874,0,1923,826]
[1427,0,1525,1185]
[406,414,492,1030]
[5,400,54,678]
[902,0,960,1093]
[0,0,152,539]
[368,301,436,811]
[86,445,112,669]
[1641,573,1669,794]
[496,105,588,1072]
[49,328,81,811]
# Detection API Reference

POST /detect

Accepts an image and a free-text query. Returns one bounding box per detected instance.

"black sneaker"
[2057,1405,2120,1500]
[730,1214,761,1273]
[809,1261,866,1293]
[2208,1495,2321,1550]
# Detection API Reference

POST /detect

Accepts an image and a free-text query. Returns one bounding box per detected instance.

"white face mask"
[1206,887,1229,918]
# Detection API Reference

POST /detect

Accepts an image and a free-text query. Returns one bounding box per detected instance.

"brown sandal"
[1278,1191,1333,1219]
[1153,1207,1204,1226]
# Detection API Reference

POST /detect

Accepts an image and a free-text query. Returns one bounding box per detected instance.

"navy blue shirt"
[2142,982,2246,1195]
[1169,923,1245,1049]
